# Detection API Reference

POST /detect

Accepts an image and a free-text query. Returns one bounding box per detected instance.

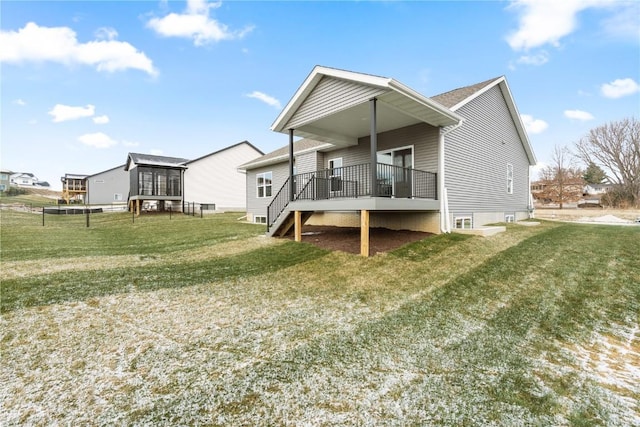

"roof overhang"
[271,66,463,147]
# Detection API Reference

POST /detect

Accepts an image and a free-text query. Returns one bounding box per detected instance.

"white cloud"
[600,78,640,99]
[516,50,549,66]
[93,115,110,124]
[150,149,164,155]
[564,109,594,121]
[0,22,158,76]
[521,114,548,134]
[95,27,118,41]
[245,91,281,109]
[78,132,118,148]
[122,140,140,147]
[601,3,640,40]
[48,104,95,122]
[506,0,613,51]
[147,0,254,46]
[14,99,26,106]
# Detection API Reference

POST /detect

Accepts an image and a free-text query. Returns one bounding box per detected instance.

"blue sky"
[2,0,638,190]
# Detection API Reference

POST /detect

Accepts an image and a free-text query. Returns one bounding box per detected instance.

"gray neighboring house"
[240,66,536,255]
[86,164,129,207]
[183,141,263,211]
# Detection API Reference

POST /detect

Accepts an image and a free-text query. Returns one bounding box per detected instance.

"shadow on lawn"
[1,241,329,312]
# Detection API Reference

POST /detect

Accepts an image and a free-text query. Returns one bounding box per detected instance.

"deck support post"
[294,211,302,242]
[360,209,370,257]
[370,98,378,197]
[289,129,295,202]
[136,199,141,217]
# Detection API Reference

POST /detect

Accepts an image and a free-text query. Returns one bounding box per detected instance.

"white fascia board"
[498,80,537,165]
[388,79,463,126]
[449,77,505,112]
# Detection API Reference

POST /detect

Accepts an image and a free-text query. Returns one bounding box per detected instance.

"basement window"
[454,216,473,229]
[505,214,515,223]
[254,215,267,224]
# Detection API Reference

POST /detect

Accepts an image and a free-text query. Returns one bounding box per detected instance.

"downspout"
[370,98,378,197]
[439,121,463,233]
[528,165,535,219]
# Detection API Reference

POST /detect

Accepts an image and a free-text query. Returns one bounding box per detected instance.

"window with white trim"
[507,164,514,194]
[114,193,123,201]
[454,216,473,229]
[254,215,267,224]
[505,214,515,223]
[256,172,272,198]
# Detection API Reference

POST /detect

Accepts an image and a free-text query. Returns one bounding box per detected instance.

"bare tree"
[575,117,640,207]
[535,145,584,208]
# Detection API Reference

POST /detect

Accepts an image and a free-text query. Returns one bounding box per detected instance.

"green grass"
[1,211,638,426]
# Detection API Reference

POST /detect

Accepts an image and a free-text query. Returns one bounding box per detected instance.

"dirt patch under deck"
[287,225,433,255]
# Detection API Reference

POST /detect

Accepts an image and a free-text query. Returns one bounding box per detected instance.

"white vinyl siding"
[183,143,262,211]
[507,163,514,194]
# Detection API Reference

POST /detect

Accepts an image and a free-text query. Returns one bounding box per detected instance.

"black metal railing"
[266,163,437,231]
[267,177,290,229]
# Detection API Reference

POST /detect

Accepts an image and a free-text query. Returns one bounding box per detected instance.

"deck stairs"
[268,209,313,237]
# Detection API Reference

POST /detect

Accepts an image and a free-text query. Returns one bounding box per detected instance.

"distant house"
[60,173,89,204]
[241,66,536,255]
[86,165,129,206]
[125,153,189,215]
[0,169,12,192]
[183,141,263,211]
[10,172,38,187]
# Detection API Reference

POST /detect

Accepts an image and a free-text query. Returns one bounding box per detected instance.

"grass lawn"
[1,210,638,425]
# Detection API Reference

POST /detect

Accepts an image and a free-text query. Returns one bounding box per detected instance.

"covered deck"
[268,66,463,256]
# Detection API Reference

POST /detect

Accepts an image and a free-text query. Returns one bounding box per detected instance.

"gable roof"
[253,67,536,169]
[433,76,536,165]
[271,65,463,146]
[431,77,503,109]
[125,153,190,171]
[239,138,331,170]
[186,141,264,165]
[87,164,127,178]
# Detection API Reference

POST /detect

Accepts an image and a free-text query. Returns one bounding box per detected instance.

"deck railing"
[266,163,437,231]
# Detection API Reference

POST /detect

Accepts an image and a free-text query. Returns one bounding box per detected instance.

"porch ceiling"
[293,92,461,148]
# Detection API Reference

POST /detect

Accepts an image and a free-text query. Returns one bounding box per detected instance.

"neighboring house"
[241,66,536,255]
[10,172,38,187]
[60,173,88,204]
[125,153,189,215]
[583,182,612,196]
[183,141,263,211]
[0,170,12,192]
[86,165,129,206]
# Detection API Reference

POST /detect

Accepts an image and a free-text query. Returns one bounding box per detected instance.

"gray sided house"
[183,141,263,211]
[86,164,129,206]
[241,66,536,255]
[125,153,189,215]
